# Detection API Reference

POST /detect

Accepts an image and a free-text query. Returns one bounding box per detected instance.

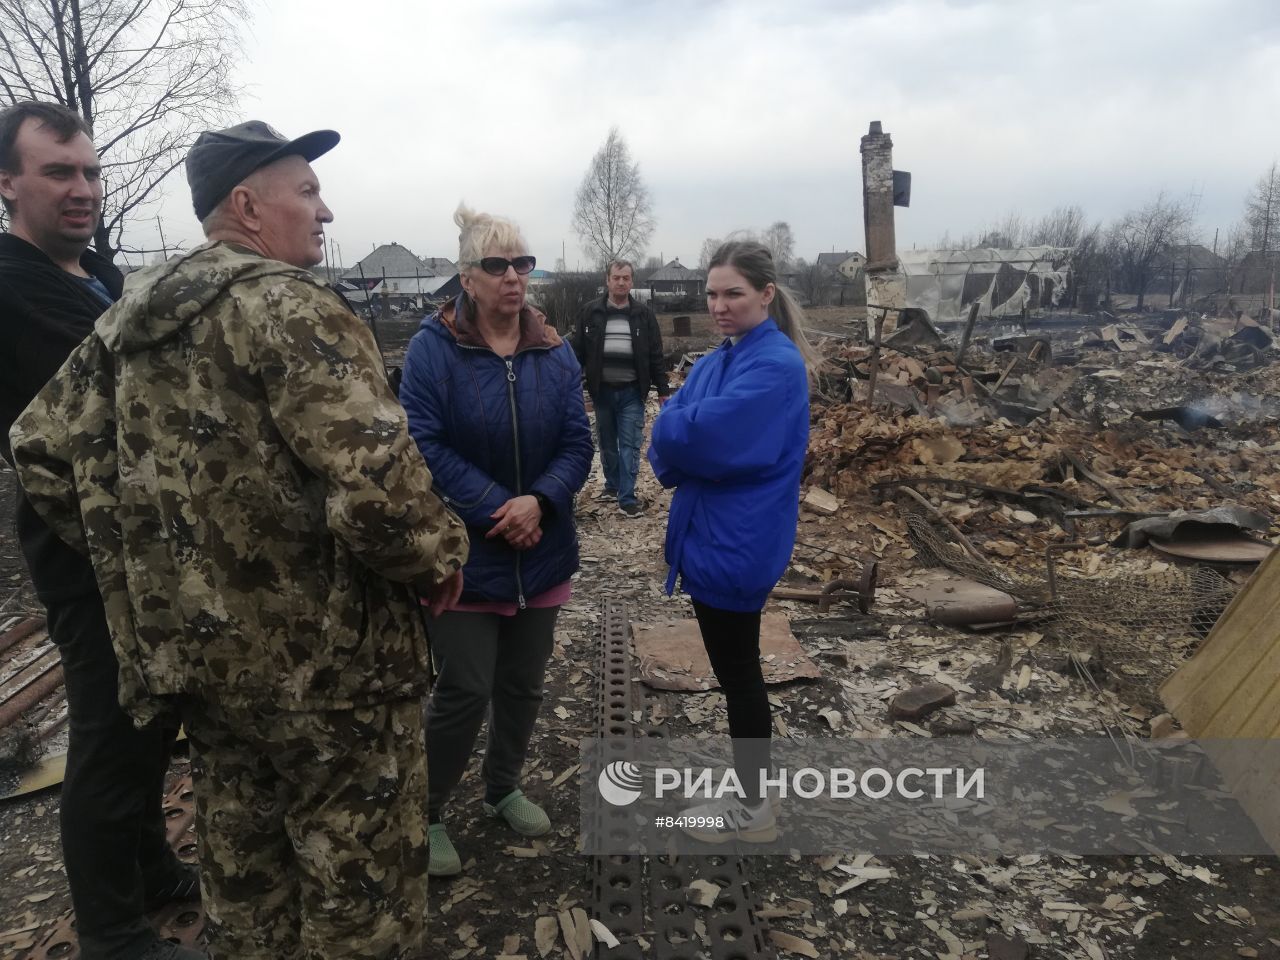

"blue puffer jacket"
[400,295,592,604]
[647,318,809,612]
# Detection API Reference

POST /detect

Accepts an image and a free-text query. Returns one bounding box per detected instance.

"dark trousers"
[692,600,772,804]
[48,591,180,959]
[425,607,559,820]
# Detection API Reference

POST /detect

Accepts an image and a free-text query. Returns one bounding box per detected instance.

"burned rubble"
[520,305,1280,960]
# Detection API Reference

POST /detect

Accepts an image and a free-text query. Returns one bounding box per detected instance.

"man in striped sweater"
[571,260,670,517]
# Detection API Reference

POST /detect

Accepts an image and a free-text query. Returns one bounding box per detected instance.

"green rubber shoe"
[427,822,462,877]
[483,788,551,837]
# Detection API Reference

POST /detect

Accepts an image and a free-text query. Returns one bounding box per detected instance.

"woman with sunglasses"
[399,203,592,876]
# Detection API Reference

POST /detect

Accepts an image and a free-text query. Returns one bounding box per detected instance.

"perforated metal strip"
[24,771,206,959]
[591,601,774,960]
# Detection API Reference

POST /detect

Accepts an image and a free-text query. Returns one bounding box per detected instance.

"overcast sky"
[127,0,1280,273]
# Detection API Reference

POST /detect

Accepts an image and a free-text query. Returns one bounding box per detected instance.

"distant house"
[646,258,706,297]
[420,256,458,275]
[343,242,436,278]
[1151,243,1226,302]
[430,274,464,303]
[809,250,866,306]
[340,242,456,308]
[816,251,866,281]
[525,268,557,291]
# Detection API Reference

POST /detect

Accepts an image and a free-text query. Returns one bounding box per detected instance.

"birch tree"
[762,220,795,269]
[0,0,247,261]
[571,127,654,267]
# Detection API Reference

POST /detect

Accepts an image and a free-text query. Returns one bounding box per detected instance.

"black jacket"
[571,294,670,400]
[0,233,123,603]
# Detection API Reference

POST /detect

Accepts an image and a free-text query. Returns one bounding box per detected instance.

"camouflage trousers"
[181,697,428,960]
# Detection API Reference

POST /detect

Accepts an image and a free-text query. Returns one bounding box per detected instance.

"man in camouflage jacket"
[10,121,467,960]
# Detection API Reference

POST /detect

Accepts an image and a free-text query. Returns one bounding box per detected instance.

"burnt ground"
[1,306,1278,958]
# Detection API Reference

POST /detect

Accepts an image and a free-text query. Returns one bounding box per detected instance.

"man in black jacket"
[0,102,198,960]
[571,260,670,517]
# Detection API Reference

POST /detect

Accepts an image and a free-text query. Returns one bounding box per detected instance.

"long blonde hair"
[708,240,821,374]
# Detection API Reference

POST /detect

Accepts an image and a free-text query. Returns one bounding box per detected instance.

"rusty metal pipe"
[771,559,878,614]
[0,616,46,656]
[0,647,61,698]
[818,578,860,613]
[0,662,64,730]
[1044,542,1089,601]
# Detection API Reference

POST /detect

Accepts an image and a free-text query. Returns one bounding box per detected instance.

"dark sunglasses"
[473,255,536,276]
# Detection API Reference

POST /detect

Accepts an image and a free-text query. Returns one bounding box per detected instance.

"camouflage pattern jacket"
[9,241,468,725]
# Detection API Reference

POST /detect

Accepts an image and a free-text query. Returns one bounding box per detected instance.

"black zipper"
[456,330,554,610]
[503,355,526,609]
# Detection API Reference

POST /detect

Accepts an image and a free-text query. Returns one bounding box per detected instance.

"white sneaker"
[679,797,777,844]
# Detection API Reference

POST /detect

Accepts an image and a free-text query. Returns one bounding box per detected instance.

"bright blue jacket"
[399,296,593,605]
[647,318,809,612]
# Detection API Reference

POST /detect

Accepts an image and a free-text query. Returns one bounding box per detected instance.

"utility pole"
[156,217,168,260]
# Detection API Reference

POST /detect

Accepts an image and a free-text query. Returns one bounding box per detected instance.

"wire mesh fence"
[901,505,1236,657]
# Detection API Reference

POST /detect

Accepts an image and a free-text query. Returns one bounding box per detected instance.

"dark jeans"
[48,591,181,959]
[593,383,645,507]
[424,606,559,820]
[692,600,772,805]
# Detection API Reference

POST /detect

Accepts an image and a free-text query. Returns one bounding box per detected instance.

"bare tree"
[1066,220,1106,309]
[571,127,654,268]
[529,271,598,333]
[697,236,721,270]
[1022,205,1105,308]
[0,0,247,261]
[933,228,976,250]
[1106,191,1195,310]
[762,220,795,269]
[701,227,787,269]
[976,210,1025,249]
[1027,205,1086,247]
[1245,160,1280,256]
[790,257,825,305]
[1221,221,1251,287]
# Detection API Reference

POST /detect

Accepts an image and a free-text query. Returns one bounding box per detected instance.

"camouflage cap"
[186,120,339,220]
